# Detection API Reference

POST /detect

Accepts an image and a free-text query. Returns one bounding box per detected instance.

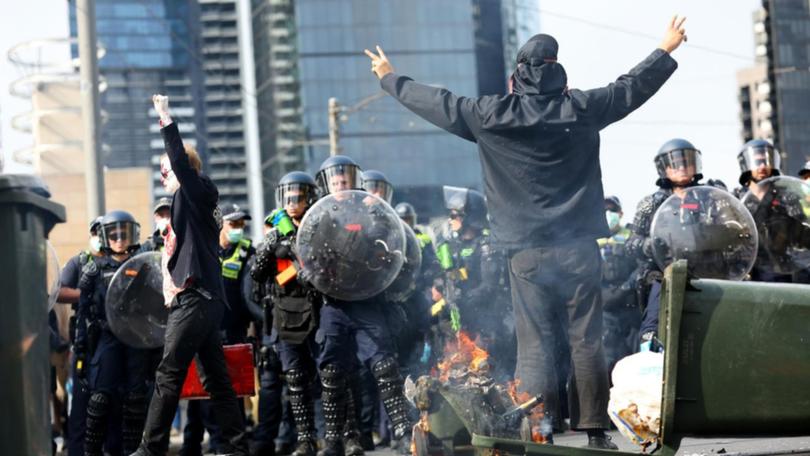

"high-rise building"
[253,0,539,217]
[198,0,255,207]
[68,0,206,178]
[252,0,307,206]
[758,0,810,172]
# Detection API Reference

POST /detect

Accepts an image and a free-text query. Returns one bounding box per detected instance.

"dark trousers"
[509,241,610,430]
[318,299,394,369]
[68,362,122,456]
[139,289,247,455]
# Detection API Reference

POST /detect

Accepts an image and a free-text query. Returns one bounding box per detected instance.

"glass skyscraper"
[292,0,540,216]
[762,0,810,173]
[68,0,206,171]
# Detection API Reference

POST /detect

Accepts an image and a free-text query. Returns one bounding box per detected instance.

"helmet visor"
[316,164,362,195]
[363,180,393,203]
[275,183,316,209]
[100,221,140,252]
[443,186,469,212]
[738,145,780,173]
[655,148,702,179]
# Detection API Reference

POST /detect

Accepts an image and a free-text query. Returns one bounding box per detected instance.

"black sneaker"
[586,435,618,450]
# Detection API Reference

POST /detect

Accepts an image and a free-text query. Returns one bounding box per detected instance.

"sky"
[0,0,761,219]
[538,0,761,219]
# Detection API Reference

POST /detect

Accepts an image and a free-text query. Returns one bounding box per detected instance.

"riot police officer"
[57,216,105,456]
[76,210,149,456]
[597,197,639,375]
[626,138,704,349]
[393,202,439,373]
[251,172,322,456]
[431,186,513,379]
[736,139,810,283]
[309,155,413,456]
[362,170,394,204]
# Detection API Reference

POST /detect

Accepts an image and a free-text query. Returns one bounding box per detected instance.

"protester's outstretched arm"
[583,16,686,129]
[153,94,215,202]
[365,46,480,142]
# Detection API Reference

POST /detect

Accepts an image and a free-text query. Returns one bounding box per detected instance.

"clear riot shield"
[386,223,423,303]
[741,176,810,275]
[105,251,168,348]
[296,190,405,301]
[651,185,758,280]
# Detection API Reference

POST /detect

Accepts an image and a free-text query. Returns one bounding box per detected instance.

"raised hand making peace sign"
[364,45,394,80]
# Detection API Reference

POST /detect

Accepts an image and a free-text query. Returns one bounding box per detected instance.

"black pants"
[138,289,247,455]
[509,241,610,431]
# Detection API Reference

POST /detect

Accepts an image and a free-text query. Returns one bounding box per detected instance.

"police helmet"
[654,138,703,185]
[276,171,318,208]
[362,170,394,204]
[395,202,417,227]
[443,186,488,231]
[99,210,141,253]
[89,216,104,235]
[315,155,362,195]
[737,138,781,185]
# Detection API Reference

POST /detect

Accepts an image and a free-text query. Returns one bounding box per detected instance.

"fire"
[436,331,490,382]
[410,411,430,456]
[507,379,549,444]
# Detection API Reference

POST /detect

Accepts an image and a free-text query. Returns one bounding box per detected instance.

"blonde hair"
[162,144,202,173]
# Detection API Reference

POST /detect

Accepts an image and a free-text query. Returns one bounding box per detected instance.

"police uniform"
[251,207,322,456]
[309,156,413,456]
[597,225,639,374]
[78,254,149,456]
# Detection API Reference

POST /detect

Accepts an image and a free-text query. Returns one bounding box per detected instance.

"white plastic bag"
[608,351,664,451]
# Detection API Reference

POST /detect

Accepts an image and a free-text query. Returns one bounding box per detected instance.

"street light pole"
[328,97,341,156]
[77,0,105,217]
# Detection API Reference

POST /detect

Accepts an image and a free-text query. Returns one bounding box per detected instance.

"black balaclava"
[511,34,567,96]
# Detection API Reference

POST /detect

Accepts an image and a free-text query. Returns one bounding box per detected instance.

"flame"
[410,411,430,456]
[507,379,549,444]
[436,331,490,382]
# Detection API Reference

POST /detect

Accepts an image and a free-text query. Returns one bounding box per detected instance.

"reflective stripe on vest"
[221,238,252,280]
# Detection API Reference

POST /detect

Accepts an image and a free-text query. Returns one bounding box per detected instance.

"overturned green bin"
[472,260,810,456]
[0,175,66,456]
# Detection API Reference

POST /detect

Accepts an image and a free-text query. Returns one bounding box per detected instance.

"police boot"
[342,382,364,456]
[123,391,149,454]
[317,364,346,456]
[85,392,111,456]
[286,368,317,456]
[372,358,412,455]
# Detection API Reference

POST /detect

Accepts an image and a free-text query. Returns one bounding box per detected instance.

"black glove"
[78,260,99,292]
[275,239,292,259]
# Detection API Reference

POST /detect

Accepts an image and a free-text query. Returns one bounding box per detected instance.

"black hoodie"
[381,37,678,250]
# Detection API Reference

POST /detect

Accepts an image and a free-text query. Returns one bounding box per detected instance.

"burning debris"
[410,332,549,455]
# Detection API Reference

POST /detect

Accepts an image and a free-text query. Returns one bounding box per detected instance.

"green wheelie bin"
[0,174,66,455]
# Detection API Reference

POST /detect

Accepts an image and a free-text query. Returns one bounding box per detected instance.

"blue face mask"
[606,211,621,231]
[89,236,102,252]
[227,228,244,244]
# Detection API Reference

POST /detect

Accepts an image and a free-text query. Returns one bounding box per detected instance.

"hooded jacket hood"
[512,34,568,96]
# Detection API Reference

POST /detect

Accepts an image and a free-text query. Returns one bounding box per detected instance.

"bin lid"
[0,174,51,198]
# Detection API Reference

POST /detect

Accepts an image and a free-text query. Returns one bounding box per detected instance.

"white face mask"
[155,218,170,234]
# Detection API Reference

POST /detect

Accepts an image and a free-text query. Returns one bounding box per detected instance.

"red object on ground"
[180,343,256,399]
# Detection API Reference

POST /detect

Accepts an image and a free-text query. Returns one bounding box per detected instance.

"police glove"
[78,260,99,292]
[275,240,292,259]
